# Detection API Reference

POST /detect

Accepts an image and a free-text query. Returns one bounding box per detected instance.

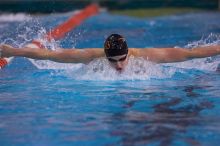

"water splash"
[185,33,220,49]
[64,57,176,81]
[0,17,42,48]
[0,13,31,22]
[30,59,82,70]
[165,33,220,71]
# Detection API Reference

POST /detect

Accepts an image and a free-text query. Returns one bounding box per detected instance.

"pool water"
[0,11,220,146]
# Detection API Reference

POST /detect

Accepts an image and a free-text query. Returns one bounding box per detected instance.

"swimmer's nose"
[115,62,123,71]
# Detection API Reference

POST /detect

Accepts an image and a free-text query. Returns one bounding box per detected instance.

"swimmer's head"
[104,34,129,72]
[104,34,128,57]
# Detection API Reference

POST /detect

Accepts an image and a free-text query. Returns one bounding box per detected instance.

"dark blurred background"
[0,0,219,13]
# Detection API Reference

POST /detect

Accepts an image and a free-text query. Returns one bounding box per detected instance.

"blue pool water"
[1,11,220,146]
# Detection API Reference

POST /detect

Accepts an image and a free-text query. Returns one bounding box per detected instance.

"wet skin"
[107,54,128,72]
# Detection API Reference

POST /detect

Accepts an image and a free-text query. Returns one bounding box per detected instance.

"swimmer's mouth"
[116,68,123,73]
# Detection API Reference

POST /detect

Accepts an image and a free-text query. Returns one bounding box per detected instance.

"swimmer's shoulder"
[84,48,105,58]
[129,48,151,57]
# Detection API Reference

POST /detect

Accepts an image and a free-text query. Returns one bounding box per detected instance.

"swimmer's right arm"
[134,45,220,63]
[0,44,105,63]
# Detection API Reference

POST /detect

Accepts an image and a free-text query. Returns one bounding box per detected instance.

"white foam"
[163,58,220,71]
[0,13,32,22]
[64,57,177,81]
[185,33,220,49]
[29,59,83,70]
[29,56,173,81]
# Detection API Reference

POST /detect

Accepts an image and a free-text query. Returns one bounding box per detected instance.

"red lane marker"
[46,3,99,41]
[0,58,7,68]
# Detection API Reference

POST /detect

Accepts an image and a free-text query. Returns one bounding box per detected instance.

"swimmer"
[0,34,220,72]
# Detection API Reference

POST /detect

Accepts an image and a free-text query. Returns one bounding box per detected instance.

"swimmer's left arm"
[135,45,220,63]
[47,48,105,63]
[0,44,105,63]
[189,45,220,59]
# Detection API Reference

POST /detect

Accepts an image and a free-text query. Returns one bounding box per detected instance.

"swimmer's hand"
[0,44,15,58]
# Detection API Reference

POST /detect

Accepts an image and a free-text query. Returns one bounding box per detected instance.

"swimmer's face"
[107,54,128,72]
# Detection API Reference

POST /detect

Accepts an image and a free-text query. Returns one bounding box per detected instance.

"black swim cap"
[104,34,128,57]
